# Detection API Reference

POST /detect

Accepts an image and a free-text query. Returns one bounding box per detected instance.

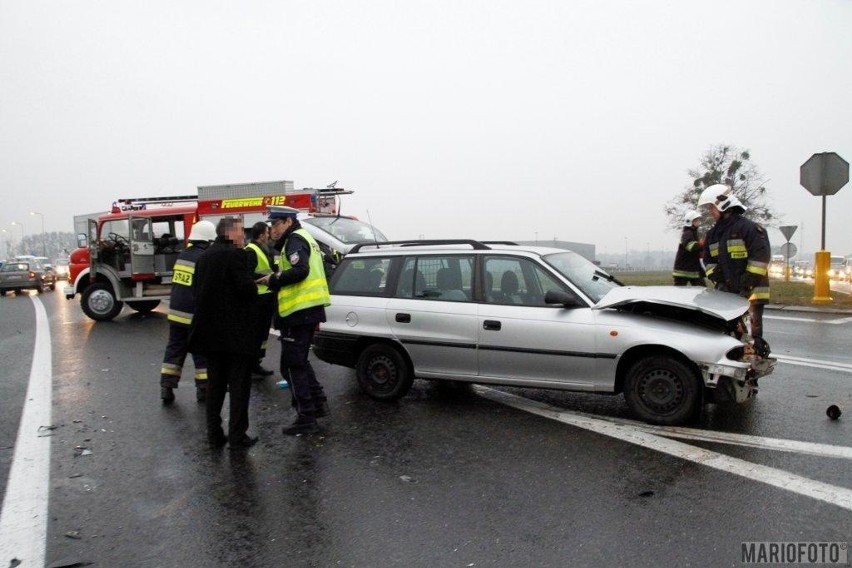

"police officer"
[259,206,331,435]
[159,220,216,404]
[672,210,706,286]
[245,221,276,378]
[698,184,771,356]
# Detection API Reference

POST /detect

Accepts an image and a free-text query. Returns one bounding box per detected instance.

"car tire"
[624,355,701,426]
[128,300,160,314]
[356,344,413,401]
[14,289,22,296]
[81,282,123,321]
[36,281,44,294]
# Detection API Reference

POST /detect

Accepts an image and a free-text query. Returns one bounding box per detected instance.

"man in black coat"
[188,217,261,449]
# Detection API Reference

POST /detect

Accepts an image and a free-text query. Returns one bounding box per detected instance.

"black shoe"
[282,418,319,436]
[229,435,259,449]
[161,386,175,404]
[315,401,330,418]
[252,364,274,377]
[196,385,207,402]
[208,432,228,447]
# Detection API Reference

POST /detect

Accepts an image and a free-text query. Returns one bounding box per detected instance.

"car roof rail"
[349,239,493,254]
[481,240,519,246]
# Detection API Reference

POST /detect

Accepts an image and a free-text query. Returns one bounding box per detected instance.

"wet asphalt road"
[1,290,851,567]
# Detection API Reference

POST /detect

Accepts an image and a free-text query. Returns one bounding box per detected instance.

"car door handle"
[395,313,412,323]
[483,320,502,331]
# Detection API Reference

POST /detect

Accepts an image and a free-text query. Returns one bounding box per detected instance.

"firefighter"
[160,220,216,404]
[698,184,771,357]
[245,221,276,378]
[672,210,706,286]
[258,206,331,435]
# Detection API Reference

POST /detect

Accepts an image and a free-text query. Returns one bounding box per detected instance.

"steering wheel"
[107,232,129,246]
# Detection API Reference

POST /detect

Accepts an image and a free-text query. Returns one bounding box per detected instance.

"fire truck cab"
[65,196,199,321]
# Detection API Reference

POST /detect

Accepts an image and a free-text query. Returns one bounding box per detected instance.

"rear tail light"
[28,271,36,278]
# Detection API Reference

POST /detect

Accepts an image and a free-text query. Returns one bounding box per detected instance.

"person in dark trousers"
[672,210,706,286]
[188,217,261,449]
[245,221,277,378]
[159,220,217,404]
[698,184,771,357]
[258,206,331,435]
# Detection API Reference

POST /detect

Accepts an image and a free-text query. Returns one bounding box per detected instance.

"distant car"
[0,261,57,295]
[828,256,847,280]
[53,258,70,280]
[313,239,776,426]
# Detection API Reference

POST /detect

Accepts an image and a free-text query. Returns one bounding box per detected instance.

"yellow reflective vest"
[277,229,331,318]
[245,242,273,295]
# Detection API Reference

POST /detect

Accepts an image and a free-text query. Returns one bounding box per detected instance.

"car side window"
[484,256,571,307]
[332,258,392,296]
[396,255,474,301]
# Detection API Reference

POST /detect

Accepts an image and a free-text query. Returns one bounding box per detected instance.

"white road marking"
[774,354,852,374]
[765,314,852,325]
[0,297,52,566]
[474,386,852,512]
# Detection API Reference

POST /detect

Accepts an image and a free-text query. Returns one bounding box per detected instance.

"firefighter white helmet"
[683,210,701,226]
[188,220,216,242]
[697,184,747,213]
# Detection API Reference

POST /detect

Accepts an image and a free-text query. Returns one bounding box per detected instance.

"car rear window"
[2,263,29,272]
[332,257,393,296]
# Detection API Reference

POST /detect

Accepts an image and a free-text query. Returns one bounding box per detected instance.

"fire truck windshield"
[302,216,388,245]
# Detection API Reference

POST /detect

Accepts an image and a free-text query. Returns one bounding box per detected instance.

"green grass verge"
[615,271,852,309]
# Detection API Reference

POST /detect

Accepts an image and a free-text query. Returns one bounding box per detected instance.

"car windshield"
[302,216,388,245]
[541,251,620,303]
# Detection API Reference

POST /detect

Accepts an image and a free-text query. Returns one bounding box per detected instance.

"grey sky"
[1,0,851,259]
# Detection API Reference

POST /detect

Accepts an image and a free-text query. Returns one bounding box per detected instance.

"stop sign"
[800,152,849,196]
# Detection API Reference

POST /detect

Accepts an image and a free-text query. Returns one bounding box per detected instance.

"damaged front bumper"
[699,349,777,404]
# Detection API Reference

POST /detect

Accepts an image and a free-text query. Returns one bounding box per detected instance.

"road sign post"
[800,152,849,304]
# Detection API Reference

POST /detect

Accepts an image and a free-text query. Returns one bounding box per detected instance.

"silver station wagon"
[312,240,775,425]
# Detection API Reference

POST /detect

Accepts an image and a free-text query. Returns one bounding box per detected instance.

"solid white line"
[0,297,52,566]
[474,386,852,512]
[632,424,852,460]
[765,314,852,325]
[774,354,852,374]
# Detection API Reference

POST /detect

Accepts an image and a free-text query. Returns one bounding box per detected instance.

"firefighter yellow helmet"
[697,184,746,213]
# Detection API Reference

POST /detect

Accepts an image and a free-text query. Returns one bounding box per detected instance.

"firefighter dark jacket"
[167,241,210,326]
[672,225,704,280]
[702,211,771,303]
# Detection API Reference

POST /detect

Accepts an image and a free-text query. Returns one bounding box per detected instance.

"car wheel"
[81,283,124,321]
[36,281,44,294]
[624,355,701,426]
[14,289,22,296]
[128,300,160,314]
[356,344,413,401]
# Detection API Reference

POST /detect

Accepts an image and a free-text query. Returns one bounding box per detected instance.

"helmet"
[683,210,701,226]
[188,220,216,242]
[697,184,747,213]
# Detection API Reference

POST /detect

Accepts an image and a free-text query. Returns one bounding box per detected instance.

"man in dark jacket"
[672,210,705,286]
[188,217,261,449]
[159,220,216,404]
[258,206,331,435]
[698,184,771,357]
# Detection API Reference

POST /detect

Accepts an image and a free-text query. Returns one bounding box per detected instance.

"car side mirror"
[77,233,88,248]
[544,289,583,308]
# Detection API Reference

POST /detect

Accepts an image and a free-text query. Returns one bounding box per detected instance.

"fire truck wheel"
[81,283,124,321]
[128,300,160,314]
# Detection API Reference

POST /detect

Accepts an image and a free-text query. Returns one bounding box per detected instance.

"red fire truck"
[65,181,386,321]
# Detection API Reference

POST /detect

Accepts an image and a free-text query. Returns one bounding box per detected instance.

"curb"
[766,304,852,316]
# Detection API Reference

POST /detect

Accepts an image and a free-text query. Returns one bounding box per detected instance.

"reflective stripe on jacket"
[702,212,771,302]
[277,229,331,318]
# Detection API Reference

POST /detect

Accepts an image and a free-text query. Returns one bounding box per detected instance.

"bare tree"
[664,144,778,231]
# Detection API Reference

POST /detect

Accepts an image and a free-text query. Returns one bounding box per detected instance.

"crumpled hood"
[593,286,749,322]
